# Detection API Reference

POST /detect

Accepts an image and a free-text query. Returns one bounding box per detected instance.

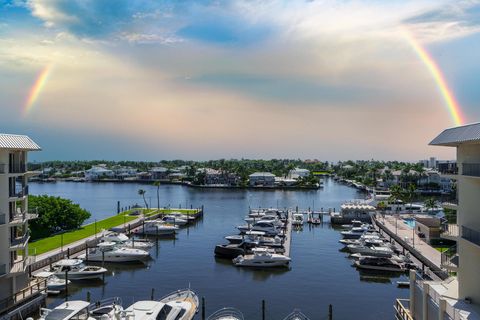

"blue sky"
[1,0,480,161]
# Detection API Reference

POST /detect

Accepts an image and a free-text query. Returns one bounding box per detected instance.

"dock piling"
[150,288,155,300]
[86,291,91,302]
[201,297,205,320]
[65,271,69,301]
[262,299,265,320]
[328,304,333,320]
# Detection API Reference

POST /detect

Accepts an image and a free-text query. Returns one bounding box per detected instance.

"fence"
[0,278,47,315]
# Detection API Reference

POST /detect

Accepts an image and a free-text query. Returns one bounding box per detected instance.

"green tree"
[424,198,437,214]
[138,189,148,208]
[28,195,91,240]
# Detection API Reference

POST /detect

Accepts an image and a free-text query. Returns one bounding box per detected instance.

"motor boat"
[124,289,199,320]
[46,259,107,280]
[100,232,154,249]
[163,215,188,226]
[207,308,244,320]
[35,271,71,292]
[245,215,283,227]
[214,243,245,259]
[138,220,179,236]
[291,213,304,226]
[233,248,290,268]
[237,221,279,236]
[39,300,93,320]
[340,226,375,239]
[350,253,410,263]
[347,244,394,257]
[89,297,123,320]
[259,235,284,248]
[340,220,364,229]
[78,242,150,262]
[282,309,310,320]
[354,256,406,272]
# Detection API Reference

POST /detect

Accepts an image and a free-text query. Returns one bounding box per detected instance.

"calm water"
[30,178,408,319]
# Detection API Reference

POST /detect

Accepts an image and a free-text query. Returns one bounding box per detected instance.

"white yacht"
[354,256,406,272]
[207,308,244,320]
[163,215,188,226]
[245,215,283,227]
[46,259,107,280]
[347,244,394,257]
[78,242,150,262]
[138,220,179,236]
[124,289,199,320]
[35,271,70,292]
[100,232,154,249]
[291,213,304,226]
[233,248,290,268]
[39,301,93,320]
[237,221,279,236]
[283,309,310,320]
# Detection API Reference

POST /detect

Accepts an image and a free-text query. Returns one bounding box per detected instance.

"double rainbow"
[23,63,53,116]
[402,28,464,126]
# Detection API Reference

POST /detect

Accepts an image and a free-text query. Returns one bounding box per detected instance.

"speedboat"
[124,289,199,320]
[291,213,304,226]
[207,308,244,320]
[233,248,290,268]
[237,221,279,236]
[46,259,107,280]
[100,232,154,249]
[245,215,283,227]
[283,309,310,320]
[340,220,364,229]
[340,226,373,239]
[350,253,410,263]
[139,220,179,236]
[79,242,150,263]
[347,244,394,257]
[214,243,245,259]
[35,271,71,292]
[89,297,123,320]
[163,215,188,226]
[354,256,406,272]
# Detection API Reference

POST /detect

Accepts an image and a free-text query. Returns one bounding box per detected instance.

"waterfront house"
[84,165,114,181]
[288,168,310,180]
[112,166,137,180]
[0,134,43,315]
[396,123,480,320]
[249,172,276,187]
[149,167,169,180]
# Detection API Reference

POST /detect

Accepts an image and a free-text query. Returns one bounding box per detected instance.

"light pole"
[412,217,415,248]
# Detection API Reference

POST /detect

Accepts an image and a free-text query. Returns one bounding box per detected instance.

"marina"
[25,178,410,319]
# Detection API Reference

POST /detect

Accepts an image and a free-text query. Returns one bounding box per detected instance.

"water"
[30,178,408,319]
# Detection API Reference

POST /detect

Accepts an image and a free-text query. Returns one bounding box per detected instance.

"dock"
[283,211,293,257]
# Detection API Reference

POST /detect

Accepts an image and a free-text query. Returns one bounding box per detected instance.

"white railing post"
[422,282,429,320]
[438,298,446,320]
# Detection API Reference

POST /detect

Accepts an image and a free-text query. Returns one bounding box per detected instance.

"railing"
[462,163,480,177]
[441,222,459,238]
[11,232,29,247]
[441,245,458,269]
[10,211,38,224]
[9,163,26,174]
[0,278,47,315]
[9,186,28,198]
[395,299,414,320]
[462,226,480,246]
[439,166,458,175]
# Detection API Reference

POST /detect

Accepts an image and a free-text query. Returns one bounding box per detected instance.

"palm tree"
[404,183,417,212]
[153,181,161,211]
[138,189,148,209]
[424,198,437,214]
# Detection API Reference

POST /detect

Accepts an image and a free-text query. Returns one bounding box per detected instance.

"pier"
[283,210,293,257]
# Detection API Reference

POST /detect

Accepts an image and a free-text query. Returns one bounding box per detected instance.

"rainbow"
[24,63,53,115]
[402,28,464,126]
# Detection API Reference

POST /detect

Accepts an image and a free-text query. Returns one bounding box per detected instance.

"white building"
[0,134,40,304]
[288,168,310,180]
[396,123,480,319]
[249,172,276,187]
[84,165,114,180]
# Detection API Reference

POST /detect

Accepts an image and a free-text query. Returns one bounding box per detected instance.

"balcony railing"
[394,299,413,320]
[441,222,459,238]
[462,226,480,247]
[9,186,28,198]
[462,163,480,177]
[439,167,458,175]
[10,232,29,248]
[10,211,38,224]
[0,278,47,315]
[441,244,458,269]
[9,163,26,174]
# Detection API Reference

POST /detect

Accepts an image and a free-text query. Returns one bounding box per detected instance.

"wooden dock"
[283,211,293,257]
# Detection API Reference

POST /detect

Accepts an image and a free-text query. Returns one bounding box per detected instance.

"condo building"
[0,134,41,307]
[396,123,480,319]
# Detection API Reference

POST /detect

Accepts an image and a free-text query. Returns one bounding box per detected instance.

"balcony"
[441,245,458,271]
[0,214,5,225]
[9,163,26,174]
[9,211,38,225]
[462,163,480,178]
[394,299,413,320]
[10,232,29,250]
[441,222,459,240]
[9,186,28,199]
[462,226,480,247]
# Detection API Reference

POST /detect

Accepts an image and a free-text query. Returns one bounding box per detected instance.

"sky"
[1,0,480,162]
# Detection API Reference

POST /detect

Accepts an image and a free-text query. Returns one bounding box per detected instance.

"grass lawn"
[29,210,142,255]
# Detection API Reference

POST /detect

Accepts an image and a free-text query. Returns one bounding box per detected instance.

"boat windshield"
[45,308,89,320]
[156,304,173,320]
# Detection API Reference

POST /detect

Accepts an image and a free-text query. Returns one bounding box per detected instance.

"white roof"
[0,134,41,151]
[249,172,275,177]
